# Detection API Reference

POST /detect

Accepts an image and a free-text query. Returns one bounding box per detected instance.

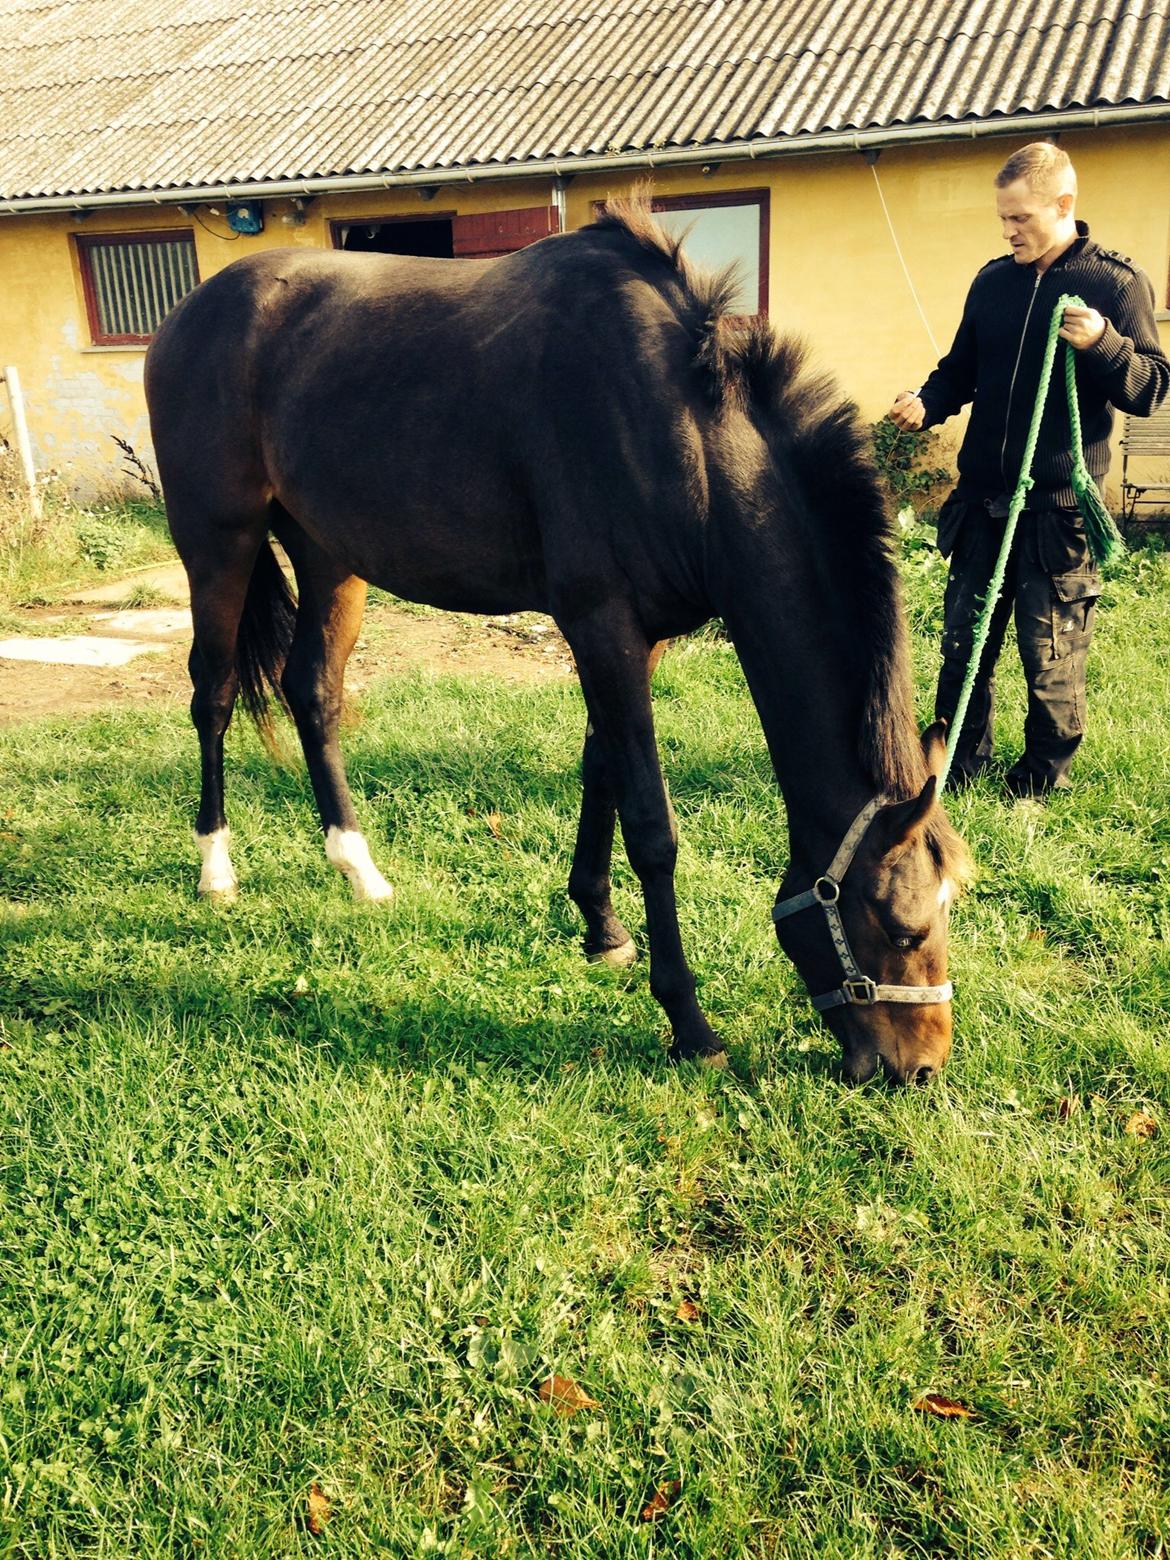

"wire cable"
[870,161,941,359]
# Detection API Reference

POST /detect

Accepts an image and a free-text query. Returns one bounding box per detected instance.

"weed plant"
[0,456,174,612]
[1,537,1168,1556]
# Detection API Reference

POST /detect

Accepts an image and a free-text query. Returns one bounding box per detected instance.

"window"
[76,230,199,345]
[649,191,770,319]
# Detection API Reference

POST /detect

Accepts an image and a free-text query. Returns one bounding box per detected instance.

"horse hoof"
[668,1043,729,1070]
[589,939,637,969]
[199,881,238,904]
[352,878,394,904]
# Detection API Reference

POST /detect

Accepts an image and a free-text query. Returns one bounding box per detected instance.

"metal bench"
[1120,401,1170,528]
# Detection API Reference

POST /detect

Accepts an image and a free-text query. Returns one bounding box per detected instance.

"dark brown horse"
[145,198,970,1084]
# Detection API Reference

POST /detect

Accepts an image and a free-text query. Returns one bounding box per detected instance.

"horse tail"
[236,538,298,756]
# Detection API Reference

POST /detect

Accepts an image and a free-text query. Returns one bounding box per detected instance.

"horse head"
[773,724,971,1085]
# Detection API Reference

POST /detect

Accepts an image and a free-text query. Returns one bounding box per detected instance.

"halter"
[771,793,954,1013]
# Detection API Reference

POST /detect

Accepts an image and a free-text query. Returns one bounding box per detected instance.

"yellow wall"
[2,131,1168,497]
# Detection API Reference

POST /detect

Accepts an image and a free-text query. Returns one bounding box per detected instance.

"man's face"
[996,178,1073,265]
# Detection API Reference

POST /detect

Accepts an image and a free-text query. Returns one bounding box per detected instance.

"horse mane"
[587,193,969,882]
[587,193,743,398]
[731,330,924,791]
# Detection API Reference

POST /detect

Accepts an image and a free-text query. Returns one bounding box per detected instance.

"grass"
[1,529,1169,1556]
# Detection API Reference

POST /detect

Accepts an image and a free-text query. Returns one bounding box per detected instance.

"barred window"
[76,230,199,345]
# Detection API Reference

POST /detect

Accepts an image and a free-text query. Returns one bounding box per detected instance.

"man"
[889,142,1168,796]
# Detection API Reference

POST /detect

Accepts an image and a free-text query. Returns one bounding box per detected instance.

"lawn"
[1,533,1168,1557]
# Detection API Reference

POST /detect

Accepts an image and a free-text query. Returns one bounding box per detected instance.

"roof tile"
[0,0,1166,199]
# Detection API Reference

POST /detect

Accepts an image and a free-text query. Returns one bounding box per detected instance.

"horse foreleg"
[568,641,667,968]
[568,720,636,967]
[278,536,393,903]
[566,615,725,1066]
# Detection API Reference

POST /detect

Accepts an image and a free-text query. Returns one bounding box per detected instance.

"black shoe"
[944,758,994,793]
[1004,767,1072,800]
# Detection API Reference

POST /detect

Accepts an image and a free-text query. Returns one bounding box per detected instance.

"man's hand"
[1059,305,1107,350]
[888,391,926,431]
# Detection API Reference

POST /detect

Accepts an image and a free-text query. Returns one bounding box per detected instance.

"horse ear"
[921,720,948,780]
[879,777,937,855]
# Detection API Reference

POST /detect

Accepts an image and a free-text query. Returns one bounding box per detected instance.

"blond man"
[889,142,1168,795]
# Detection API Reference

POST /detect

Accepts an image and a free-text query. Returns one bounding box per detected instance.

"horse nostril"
[913,1064,936,1086]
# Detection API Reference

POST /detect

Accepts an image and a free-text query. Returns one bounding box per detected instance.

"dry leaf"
[307,1483,330,1535]
[1057,1096,1080,1121]
[1124,1110,1158,1139]
[538,1375,599,1415]
[676,1299,701,1323]
[487,811,503,839]
[640,1480,681,1522]
[912,1393,975,1420]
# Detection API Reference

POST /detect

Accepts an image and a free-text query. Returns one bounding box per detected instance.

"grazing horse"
[145,197,970,1084]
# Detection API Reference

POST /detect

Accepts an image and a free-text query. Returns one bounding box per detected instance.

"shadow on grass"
[0,892,679,1078]
[0,887,855,1089]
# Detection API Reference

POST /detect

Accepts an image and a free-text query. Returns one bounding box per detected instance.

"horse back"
[147,236,720,625]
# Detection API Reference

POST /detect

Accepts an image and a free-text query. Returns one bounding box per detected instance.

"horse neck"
[711,508,912,876]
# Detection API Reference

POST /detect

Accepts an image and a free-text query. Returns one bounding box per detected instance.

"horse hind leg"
[182,527,269,900]
[274,513,393,903]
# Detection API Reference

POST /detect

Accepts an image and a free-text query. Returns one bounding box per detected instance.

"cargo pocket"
[1050,571,1100,662]
[1038,507,1096,577]
[935,493,968,559]
[1039,509,1099,660]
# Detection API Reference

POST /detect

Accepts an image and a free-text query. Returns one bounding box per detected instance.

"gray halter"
[772,793,954,1013]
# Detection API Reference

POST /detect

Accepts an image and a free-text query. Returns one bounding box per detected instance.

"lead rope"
[938,294,1126,790]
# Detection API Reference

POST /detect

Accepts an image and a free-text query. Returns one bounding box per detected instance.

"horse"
[144,196,971,1085]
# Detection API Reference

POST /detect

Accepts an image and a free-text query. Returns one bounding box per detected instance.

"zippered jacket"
[918,222,1169,508]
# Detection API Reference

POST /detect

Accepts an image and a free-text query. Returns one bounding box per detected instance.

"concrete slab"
[67,563,190,606]
[0,636,170,667]
[93,608,191,637]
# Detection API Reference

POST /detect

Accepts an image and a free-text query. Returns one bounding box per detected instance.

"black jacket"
[918,222,1170,508]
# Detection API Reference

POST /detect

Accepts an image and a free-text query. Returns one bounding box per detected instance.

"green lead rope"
[937,293,1125,790]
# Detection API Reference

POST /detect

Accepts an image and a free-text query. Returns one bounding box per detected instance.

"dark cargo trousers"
[933,495,1101,792]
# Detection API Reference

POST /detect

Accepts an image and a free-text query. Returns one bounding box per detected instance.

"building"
[1,0,1168,494]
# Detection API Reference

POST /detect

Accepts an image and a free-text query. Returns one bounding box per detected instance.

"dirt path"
[0,563,575,727]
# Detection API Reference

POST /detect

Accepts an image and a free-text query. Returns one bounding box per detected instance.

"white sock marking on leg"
[325,827,394,902]
[195,827,237,897]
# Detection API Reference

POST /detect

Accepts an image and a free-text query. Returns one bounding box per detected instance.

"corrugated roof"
[0,0,1167,199]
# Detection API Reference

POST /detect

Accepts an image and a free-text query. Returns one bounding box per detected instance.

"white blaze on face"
[937,877,956,911]
[325,827,394,902]
[195,827,237,898]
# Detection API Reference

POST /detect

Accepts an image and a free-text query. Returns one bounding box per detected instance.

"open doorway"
[331,208,559,261]
[330,217,454,256]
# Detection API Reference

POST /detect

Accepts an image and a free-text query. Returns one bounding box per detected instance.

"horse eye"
[888,931,926,951]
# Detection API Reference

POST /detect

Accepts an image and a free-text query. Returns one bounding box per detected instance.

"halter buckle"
[843,976,879,1005]
[813,875,840,904]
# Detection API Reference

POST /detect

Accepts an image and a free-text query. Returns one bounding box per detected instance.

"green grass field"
[2,536,1169,1557]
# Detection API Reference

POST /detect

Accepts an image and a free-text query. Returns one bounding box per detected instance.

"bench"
[1120,401,1170,528]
